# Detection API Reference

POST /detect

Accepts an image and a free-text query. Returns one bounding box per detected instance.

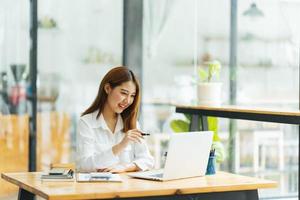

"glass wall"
[0,0,30,199]
[37,0,123,170]
[142,0,199,167]
[236,0,299,198]
[142,0,231,168]
[0,0,123,199]
[142,0,299,199]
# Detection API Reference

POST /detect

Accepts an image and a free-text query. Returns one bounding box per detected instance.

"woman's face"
[105,81,137,114]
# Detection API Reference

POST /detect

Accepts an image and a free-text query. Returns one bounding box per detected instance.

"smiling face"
[104,81,137,114]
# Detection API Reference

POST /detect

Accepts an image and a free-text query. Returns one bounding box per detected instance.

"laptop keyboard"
[150,173,163,178]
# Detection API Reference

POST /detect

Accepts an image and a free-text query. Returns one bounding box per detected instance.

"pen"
[209,149,215,156]
[141,132,150,136]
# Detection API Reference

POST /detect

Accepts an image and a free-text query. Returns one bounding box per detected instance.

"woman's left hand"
[97,164,127,173]
[97,163,138,173]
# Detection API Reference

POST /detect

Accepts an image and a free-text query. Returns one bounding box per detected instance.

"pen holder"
[206,155,216,175]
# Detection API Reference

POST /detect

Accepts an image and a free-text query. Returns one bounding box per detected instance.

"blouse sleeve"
[132,122,154,171]
[76,119,118,172]
[132,141,155,171]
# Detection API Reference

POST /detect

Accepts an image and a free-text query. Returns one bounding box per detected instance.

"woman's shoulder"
[79,110,98,127]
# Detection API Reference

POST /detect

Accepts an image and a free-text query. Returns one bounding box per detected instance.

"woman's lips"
[118,103,127,109]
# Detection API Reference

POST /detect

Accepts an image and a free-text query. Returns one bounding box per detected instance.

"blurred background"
[0,0,299,199]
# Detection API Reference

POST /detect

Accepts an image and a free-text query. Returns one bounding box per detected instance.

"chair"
[253,130,284,172]
[235,129,284,173]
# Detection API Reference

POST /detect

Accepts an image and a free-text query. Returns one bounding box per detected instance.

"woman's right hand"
[113,129,143,156]
[121,129,143,146]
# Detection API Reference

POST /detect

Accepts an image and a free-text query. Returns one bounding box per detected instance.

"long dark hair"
[81,66,140,132]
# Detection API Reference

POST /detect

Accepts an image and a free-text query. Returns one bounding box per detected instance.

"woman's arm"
[97,129,144,173]
[112,129,143,155]
[76,119,119,172]
[131,123,155,171]
[132,140,155,171]
[100,135,154,173]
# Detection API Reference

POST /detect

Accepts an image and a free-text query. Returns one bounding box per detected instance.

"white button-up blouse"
[76,110,154,172]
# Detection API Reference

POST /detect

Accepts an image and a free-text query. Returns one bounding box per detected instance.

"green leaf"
[170,120,190,133]
[198,68,208,82]
[208,117,220,142]
[212,141,225,163]
[183,114,191,123]
[206,60,221,82]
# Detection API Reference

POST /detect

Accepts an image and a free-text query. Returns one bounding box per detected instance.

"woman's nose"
[127,95,132,103]
[123,96,130,104]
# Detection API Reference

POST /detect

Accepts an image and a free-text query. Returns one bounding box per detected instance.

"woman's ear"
[104,83,111,94]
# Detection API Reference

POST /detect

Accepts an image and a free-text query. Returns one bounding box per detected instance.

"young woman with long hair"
[76,66,154,173]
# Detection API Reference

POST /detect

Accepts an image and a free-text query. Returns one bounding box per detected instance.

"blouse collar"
[91,110,124,133]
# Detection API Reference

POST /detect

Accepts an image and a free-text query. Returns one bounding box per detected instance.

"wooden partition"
[0,112,71,197]
[0,114,29,197]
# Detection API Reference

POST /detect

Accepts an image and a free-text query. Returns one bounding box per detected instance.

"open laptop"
[128,131,213,181]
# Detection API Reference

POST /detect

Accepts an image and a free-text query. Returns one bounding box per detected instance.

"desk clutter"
[40,169,122,182]
[41,167,74,182]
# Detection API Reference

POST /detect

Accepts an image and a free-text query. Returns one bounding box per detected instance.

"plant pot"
[197,82,222,106]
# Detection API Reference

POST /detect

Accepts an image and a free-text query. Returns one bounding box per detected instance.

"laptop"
[128,131,213,181]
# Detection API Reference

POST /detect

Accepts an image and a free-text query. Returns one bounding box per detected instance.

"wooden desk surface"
[1,171,276,200]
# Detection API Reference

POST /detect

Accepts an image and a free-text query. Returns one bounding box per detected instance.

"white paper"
[76,173,122,182]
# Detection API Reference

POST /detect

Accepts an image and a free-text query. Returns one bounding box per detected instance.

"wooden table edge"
[175,105,300,117]
[46,183,278,200]
[49,174,278,200]
[1,173,49,199]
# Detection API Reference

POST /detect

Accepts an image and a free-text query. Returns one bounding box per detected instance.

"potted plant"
[169,60,225,168]
[197,60,222,106]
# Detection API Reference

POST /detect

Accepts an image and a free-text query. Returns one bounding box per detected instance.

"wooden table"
[1,171,276,200]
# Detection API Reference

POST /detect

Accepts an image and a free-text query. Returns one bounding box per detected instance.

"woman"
[76,66,154,173]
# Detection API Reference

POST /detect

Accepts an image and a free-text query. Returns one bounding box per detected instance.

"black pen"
[141,132,150,136]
